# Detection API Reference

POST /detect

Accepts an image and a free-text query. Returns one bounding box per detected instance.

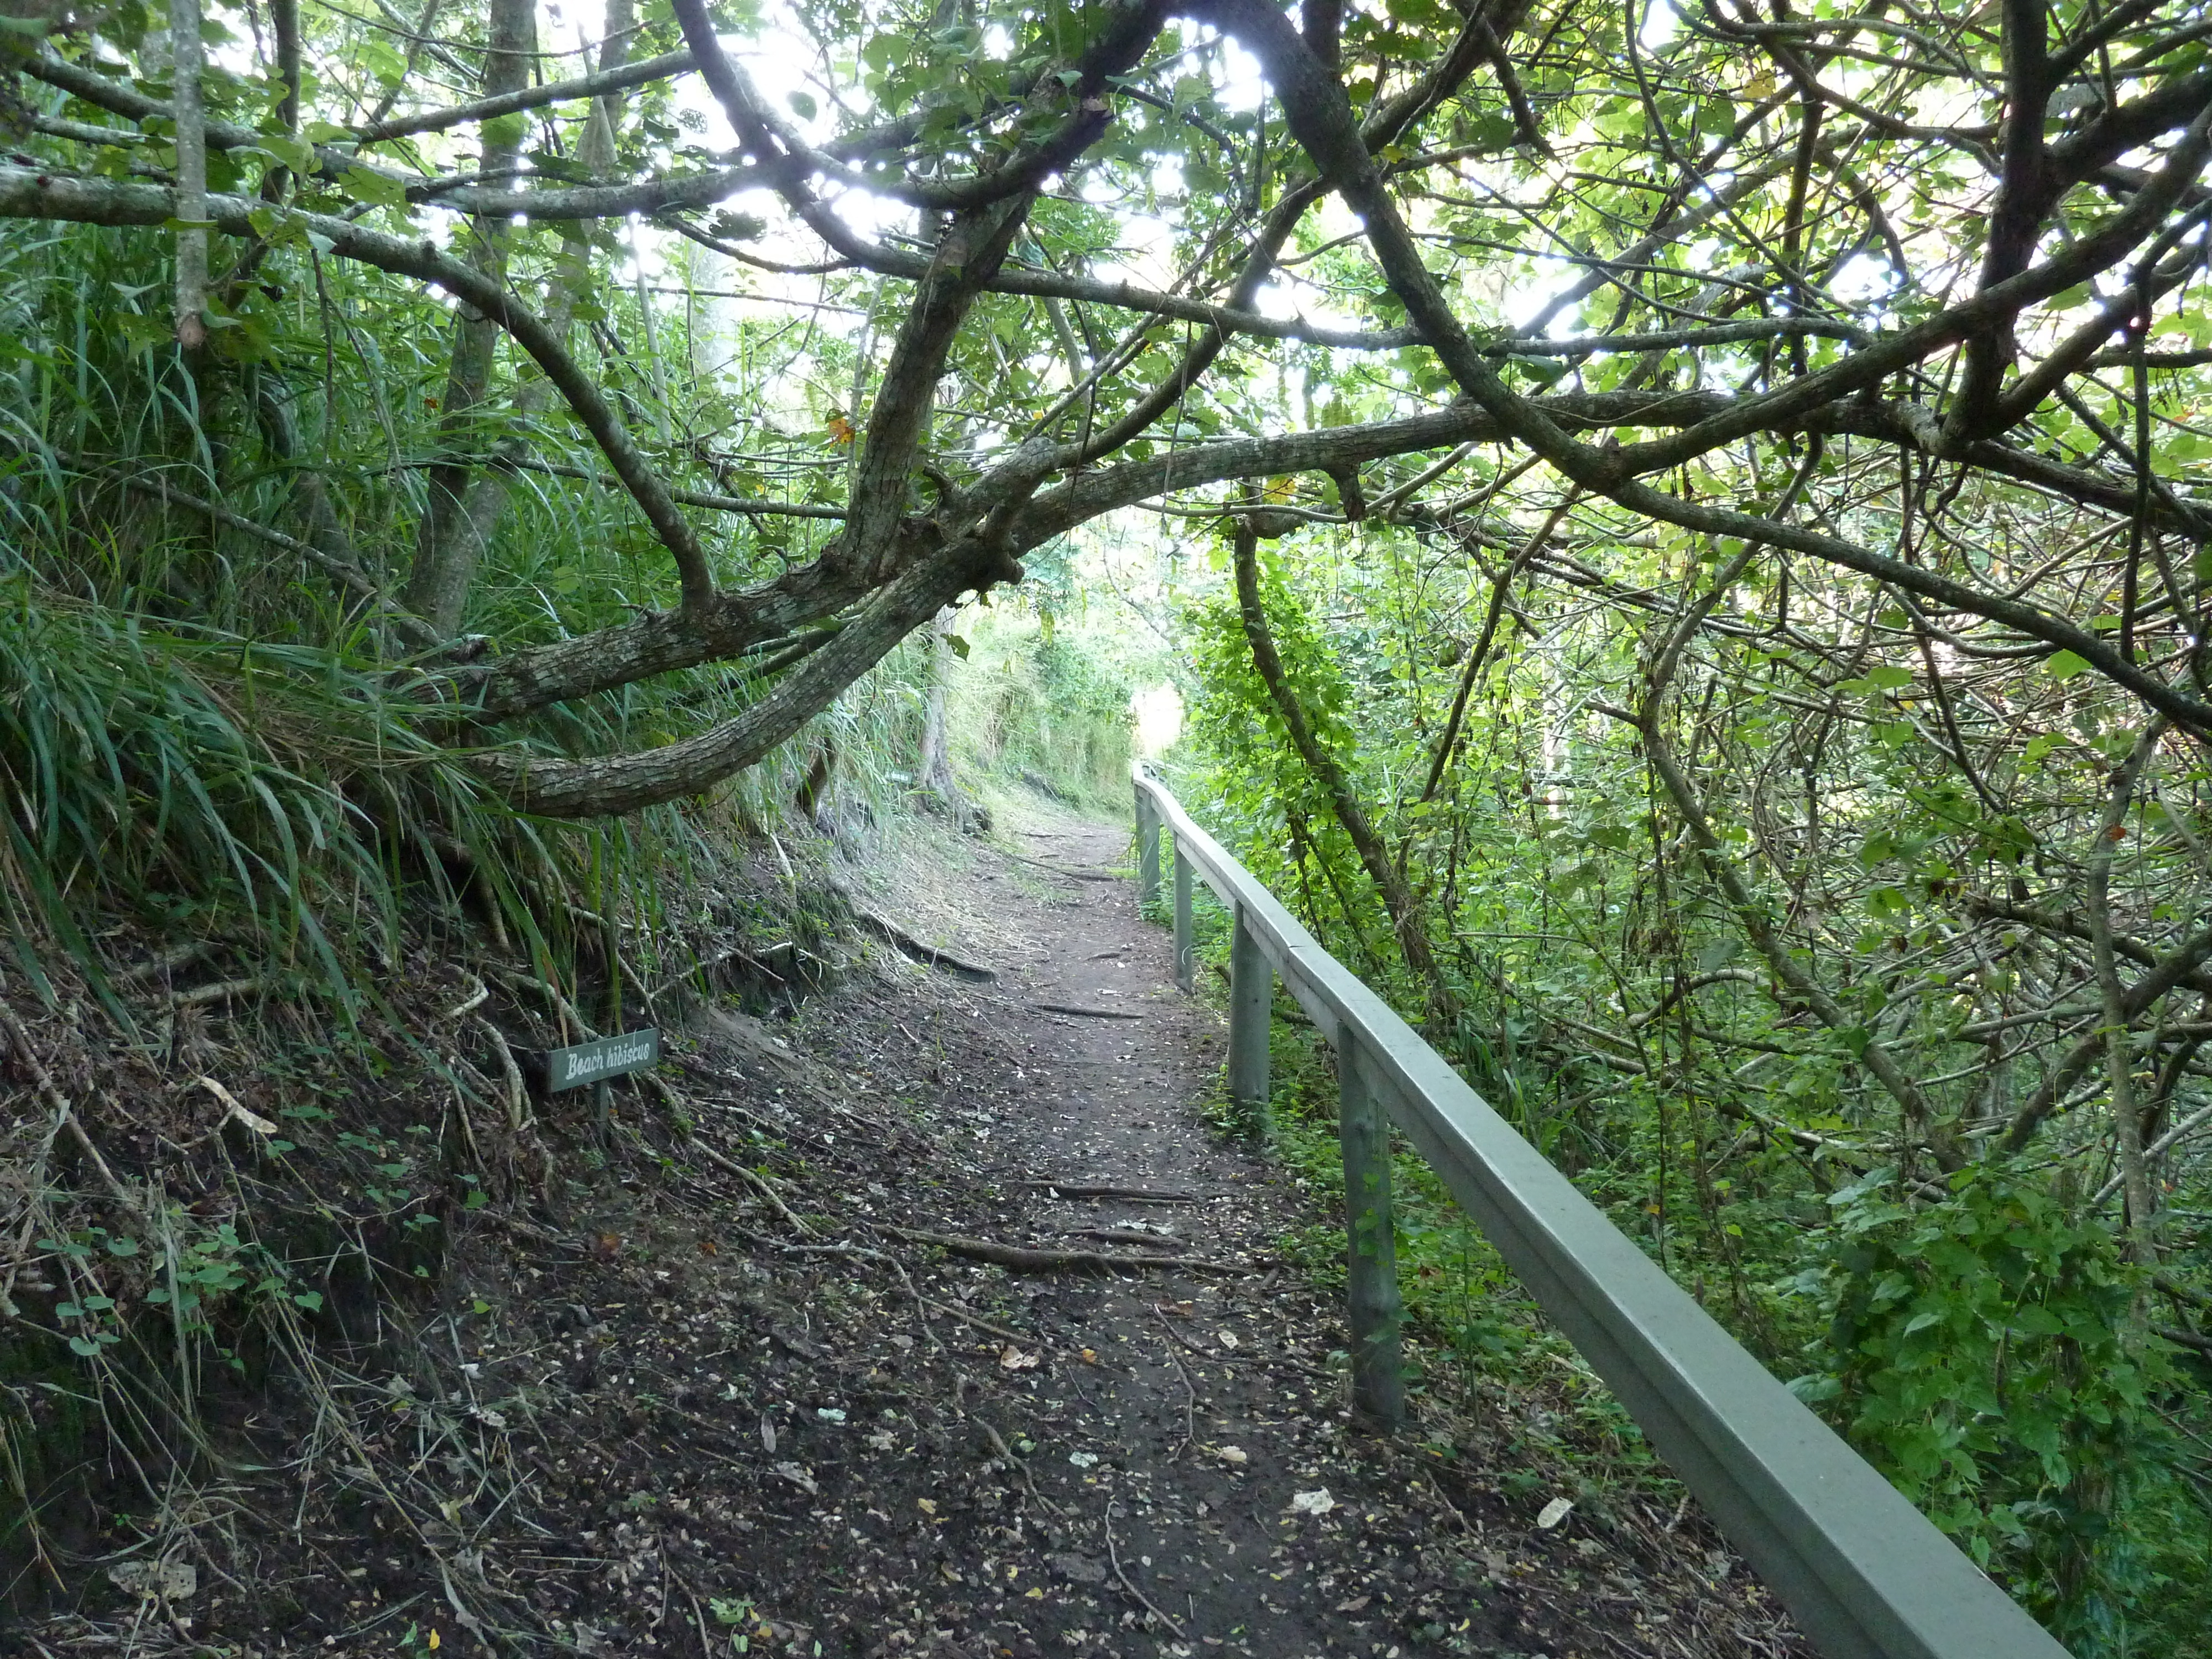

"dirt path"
[769,797,1809,1659]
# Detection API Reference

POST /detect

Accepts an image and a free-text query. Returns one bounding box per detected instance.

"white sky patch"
[1830,252,1891,304]
[1216,36,1266,115]
[1506,263,1575,330]
[542,0,607,55]
[1130,681,1184,754]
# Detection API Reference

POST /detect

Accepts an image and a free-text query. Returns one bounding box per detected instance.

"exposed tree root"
[851,909,999,982]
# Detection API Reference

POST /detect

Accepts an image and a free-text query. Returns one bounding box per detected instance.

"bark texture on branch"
[168,0,207,351]
[403,0,539,638]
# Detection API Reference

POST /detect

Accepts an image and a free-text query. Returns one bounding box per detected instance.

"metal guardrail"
[1131,765,2069,1659]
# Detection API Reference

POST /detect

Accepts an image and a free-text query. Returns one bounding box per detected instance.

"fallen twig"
[437,975,490,1022]
[1105,1499,1186,1637]
[969,1410,1063,1516]
[1020,1181,1205,1203]
[1428,1475,1477,1536]
[114,940,219,984]
[472,1016,530,1133]
[168,976,295,1008]
[1066,1227,1183,1247]
[650,942,786,998]
[683,1134,818,1238]
[886,1227,1251,1275]
[1149,1306,1198,1460]
[0,1005,142,1215]
[467,1208,579,1250]
[1003,848,1123,883]
[915,1291,1040,1351]
[190,1075,280,1139]
[1152,1302,1332,1380]
[1030,1001,1145,1020]
[487,967,594,1043]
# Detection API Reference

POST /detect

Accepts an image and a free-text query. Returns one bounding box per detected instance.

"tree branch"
[352,48,698,143]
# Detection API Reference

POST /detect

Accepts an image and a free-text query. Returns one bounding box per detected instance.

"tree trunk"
[916,607,982,831]
[168,0,207,350]
[1230,521,1454,1022]
[447,0,639,580]
[2090,721,2166,1266]
[401,0,539,637]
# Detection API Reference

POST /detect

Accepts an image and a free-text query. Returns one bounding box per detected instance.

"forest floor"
[17,794,1811,1659]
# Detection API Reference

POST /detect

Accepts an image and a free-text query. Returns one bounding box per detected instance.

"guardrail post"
[1227,903,1271,1134]
[1135,783,1161,908]
[1172,839,1194,993]
[1337,1032,1405,1431]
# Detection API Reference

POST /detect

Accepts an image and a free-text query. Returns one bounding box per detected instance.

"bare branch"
[352,48,698,143]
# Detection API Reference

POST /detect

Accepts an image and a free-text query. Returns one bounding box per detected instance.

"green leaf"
[2046,649,2089,681]
[1507,354,1569,387]
[360,37,407,85]
[257,134,315,176]
[787,91,816,121]
[340,165,410,210]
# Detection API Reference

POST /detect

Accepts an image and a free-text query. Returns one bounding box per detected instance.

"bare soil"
[12,795,1810,1659]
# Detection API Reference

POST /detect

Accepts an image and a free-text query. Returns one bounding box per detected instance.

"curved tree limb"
[1144,3,2212,736]
[1231,518,1455,1019]
[1610,542,1950,1168]
[473,540,1005,816]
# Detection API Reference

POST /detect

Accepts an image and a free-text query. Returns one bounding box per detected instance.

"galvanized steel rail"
[1131,765,2069,1659]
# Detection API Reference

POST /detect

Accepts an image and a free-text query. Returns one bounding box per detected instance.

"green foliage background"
[1165,512,2212,1656]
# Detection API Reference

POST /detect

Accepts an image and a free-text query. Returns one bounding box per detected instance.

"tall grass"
[0,215,861,1003]
[3,572,451,1004]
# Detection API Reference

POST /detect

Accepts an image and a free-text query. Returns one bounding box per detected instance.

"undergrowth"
[1157,827,2212,1657]
[1198,1004,1670,1506]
